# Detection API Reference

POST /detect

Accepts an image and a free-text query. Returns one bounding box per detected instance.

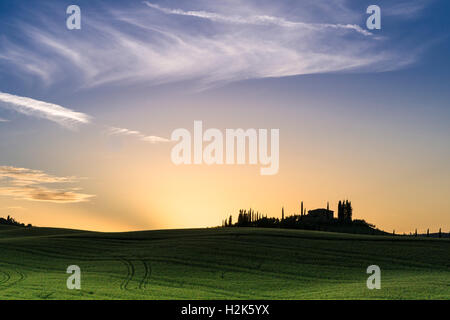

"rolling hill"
[0,225,449,299]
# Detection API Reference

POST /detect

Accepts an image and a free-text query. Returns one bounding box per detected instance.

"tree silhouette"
[338,201,343,221]
[338,200,352,222]
[0,215,30,227]
[301,201,303,217]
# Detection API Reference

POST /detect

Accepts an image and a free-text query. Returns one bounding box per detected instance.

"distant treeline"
[0,215,32,228]
[411,228,449,239]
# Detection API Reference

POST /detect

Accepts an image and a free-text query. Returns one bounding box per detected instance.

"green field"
[0,225,449,300]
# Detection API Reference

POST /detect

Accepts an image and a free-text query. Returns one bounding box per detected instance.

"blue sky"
[0,0,449,231]
[1,0,448,96]
[1,0,448,127]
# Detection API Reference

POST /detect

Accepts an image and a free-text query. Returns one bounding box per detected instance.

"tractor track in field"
[0,270,10,285]
[0,265,26,290]
[119,258,135,291]
[139,259,151,290]
[118,258,151,291]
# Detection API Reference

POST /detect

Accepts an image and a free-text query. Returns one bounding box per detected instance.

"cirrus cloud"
[0,0,427,91]
[107,126,170,144]
[0,91,169,145]
[0,92,90,128]
[143,2,372,36]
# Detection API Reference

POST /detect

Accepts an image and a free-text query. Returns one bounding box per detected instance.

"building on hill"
[306,208,334,221]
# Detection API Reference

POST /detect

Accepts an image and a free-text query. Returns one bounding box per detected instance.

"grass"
[0,225,449,300]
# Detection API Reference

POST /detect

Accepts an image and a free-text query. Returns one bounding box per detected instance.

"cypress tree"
[348,201,353,221]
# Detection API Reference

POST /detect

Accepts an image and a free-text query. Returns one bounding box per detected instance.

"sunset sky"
[0,0,449,233]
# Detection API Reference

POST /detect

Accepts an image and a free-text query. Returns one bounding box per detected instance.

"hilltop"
[221,201,388,236]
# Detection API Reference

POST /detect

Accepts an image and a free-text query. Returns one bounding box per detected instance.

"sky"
[0,0,449,233]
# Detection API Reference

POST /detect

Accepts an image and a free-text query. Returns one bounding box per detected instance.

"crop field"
[0,225,449,299]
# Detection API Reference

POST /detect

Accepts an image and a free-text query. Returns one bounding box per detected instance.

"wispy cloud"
[1,206,25,210]
[0,0,424,91]
[0,92,90,128]
[383,0,432,18]
[107,126,170,144]
[0,166,76,185]
[0,166,94,203]
[0,186,93,203]
[0,90,168,145]
[143,2,372,36]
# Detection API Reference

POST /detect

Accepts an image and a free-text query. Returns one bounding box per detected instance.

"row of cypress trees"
[337,200,352,222]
